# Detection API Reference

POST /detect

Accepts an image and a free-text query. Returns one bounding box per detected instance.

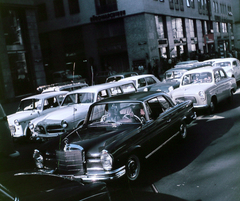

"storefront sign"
[90,10,126,22]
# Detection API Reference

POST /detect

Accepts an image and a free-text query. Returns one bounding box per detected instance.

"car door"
[214,69,229,102]
[140,96,179,159]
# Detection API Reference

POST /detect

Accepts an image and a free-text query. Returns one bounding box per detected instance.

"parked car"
[29,80,137,139]
[163,61,212,84]
[106,72,138,83]
[170,66,237,113]
[38,82,88,94]
[0,171,111,201]
[33,91,196,182]
[120,74,179,94]
[7,91,67,139]
[204,58,240,81]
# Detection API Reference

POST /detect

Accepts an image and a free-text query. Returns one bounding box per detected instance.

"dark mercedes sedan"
[33,91,196,182]
[0,171,111,201]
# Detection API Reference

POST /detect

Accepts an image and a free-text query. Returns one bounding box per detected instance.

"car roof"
[107,72,138,79]
[66,80,136,94]
[182,66,221,74]
[205,58,238,63]
[22,91,67,100]
[119,74,158,81]
[94,91,168,104]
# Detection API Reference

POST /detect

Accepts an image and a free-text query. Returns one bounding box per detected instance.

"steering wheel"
[122,114,142,123]
[133,115,142,123]
[122,114,131,120]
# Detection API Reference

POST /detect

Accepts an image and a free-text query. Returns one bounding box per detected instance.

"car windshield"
[182,72,213,86]
[62,93,95,105]
[88,102,145,125]
[165,71,184,80]
[17,99,42,111]
[213,62,231,68]
[106,76,123,82]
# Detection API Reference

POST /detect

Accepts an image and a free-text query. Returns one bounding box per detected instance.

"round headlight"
[33,149,43,169]
[100,150,113,171]
[14,119,19,126]
[198,91,205,99]
[29,122,34,130]
[61,120,68,128]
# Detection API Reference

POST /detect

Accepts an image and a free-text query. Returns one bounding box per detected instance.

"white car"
[7,91,67,139]
[29,80,137,139]
[170,66,237,113]
[205,58,240,81]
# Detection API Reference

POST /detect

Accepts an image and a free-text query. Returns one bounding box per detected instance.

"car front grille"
[46,125,63,133]
[9,125,16,135]
[56,149,85,174]
[176,96,197,103]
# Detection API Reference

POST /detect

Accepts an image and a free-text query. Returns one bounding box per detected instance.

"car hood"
[171,83,213,97]
[41,124,140,154]
[150,80,180,92]
[35,104,91,123]
[7,111,40,124]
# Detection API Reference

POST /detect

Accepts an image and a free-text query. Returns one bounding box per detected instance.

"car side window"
[138,78,146,88]
[121,83,136,93]
[233,61,237,67]
[43,97,58,110]
[98,90,109,100]
[110,87,122,96]
[219,70,226,78]
[157,96,170,110]
[214,70,221,82]
[147,97,164,119]
[146,77,156,85]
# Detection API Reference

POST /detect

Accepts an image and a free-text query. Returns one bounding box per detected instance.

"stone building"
[34,0,236,83]
[0,0,46,102]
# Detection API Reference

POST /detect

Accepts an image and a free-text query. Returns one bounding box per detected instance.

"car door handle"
[167,119,171,123]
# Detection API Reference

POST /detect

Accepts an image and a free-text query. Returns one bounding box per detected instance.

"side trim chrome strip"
[145,131,179,159]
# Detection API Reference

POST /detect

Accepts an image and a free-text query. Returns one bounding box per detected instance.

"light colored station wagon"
[205,58,240,82]
[29,80,137,139]
[170,66,237,113]
[7,91,67,138]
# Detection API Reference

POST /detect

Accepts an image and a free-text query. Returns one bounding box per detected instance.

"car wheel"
[228,90,234,103]
[209,98,216,114]
[179,122,187,139]
[126,154,140,181]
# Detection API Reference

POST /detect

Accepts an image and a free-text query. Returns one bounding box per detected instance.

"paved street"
[1,89,240,201]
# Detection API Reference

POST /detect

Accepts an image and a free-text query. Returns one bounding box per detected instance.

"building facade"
[0,0,46,102]
[34,0,236,84]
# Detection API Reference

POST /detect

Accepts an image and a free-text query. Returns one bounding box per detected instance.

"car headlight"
[168,86,174,92]
[29,122,34,130]
[198,91,206,100]
[61,120,68,128]
[33,149,43,169]
[14,119,19,126]
[100,150,113,171]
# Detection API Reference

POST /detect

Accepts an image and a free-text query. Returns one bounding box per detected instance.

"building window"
[215,22,220,33]
[37,3,48,21]
[95,0,118,15]
[169,0,174,9]
[155,16,165,38]
[222,22,227,33]
[172,17,184,38]
[189,19,195,38]
[68,0,80,14]
[186,0,194,8]
[53,0,65,18]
